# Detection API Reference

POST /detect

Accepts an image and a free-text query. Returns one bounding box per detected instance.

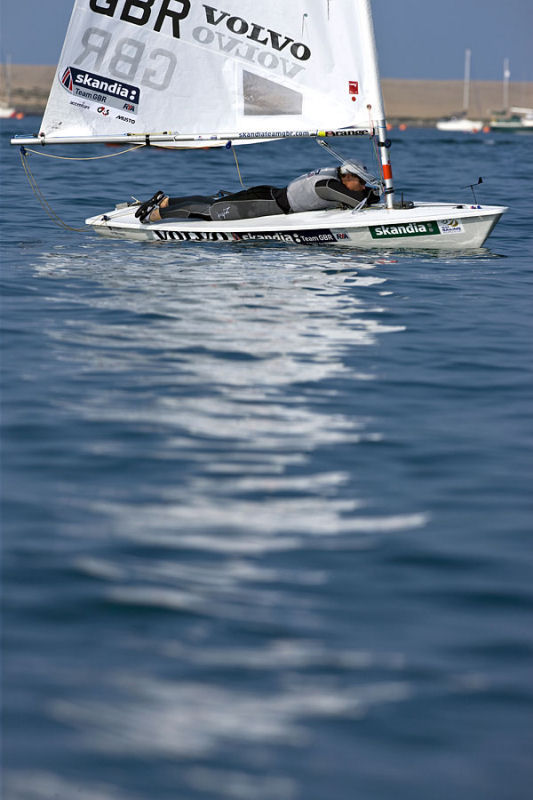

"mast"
[5,55,12,106]
[359,0,394,208]
[503,58,510,113]
[463,49,471,114]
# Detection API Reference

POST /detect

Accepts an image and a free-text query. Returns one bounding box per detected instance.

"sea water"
[1,122,532,800]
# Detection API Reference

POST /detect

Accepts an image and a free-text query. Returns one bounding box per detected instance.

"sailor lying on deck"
[135,162,381,224]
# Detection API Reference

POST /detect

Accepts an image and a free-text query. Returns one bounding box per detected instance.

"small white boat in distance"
[0,56,20,119]
[436,117,483,133]
[436,49,483,133]
[0,104,16,119]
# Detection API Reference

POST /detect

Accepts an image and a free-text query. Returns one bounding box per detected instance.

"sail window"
[243,71,302,116]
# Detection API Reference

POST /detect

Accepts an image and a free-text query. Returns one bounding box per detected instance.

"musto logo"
[60,66,140,114]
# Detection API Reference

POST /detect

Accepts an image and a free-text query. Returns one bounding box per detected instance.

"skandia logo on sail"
[60,67,140,112]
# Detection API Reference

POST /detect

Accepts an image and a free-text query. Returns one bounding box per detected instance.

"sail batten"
[22,0,386,144]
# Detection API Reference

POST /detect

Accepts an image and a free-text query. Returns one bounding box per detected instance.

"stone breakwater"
[2,65,533,122]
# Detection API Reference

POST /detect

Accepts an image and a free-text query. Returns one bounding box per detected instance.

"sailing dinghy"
[12,0,506,248]
[436,49,483,133]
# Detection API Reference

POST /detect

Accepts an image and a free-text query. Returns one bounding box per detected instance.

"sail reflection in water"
[2,240,428,799]
[31,242,417,555]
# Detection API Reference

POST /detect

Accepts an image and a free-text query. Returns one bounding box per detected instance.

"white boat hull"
[86,202,506,250]
[436,118,483,133]
[0,105,16,119]
[490,118,533,132]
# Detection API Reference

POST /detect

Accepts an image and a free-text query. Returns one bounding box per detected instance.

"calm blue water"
[2,120,532,800]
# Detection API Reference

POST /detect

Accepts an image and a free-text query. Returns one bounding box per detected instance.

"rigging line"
[369,130,383,183]
[21,143,146,160]
[19,149,89,233]
[20,151,69,228]
[364,106,386,193]
[315,137,384,193]
[367,106,385,187]
[231,144,246,188]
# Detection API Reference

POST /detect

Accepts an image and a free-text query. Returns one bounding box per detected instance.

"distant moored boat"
[0,56,23,119]
[436,49,483,133]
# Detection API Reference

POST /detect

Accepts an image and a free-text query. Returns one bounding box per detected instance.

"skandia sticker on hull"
[370,221,441,239]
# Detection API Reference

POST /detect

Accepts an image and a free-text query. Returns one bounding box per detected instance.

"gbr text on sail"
[88,1,311,59]
[82,0,310,89]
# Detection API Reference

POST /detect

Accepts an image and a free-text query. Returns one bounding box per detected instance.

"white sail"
[38,0,385,144]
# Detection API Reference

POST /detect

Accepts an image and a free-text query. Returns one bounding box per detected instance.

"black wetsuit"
[159,168,380,222]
